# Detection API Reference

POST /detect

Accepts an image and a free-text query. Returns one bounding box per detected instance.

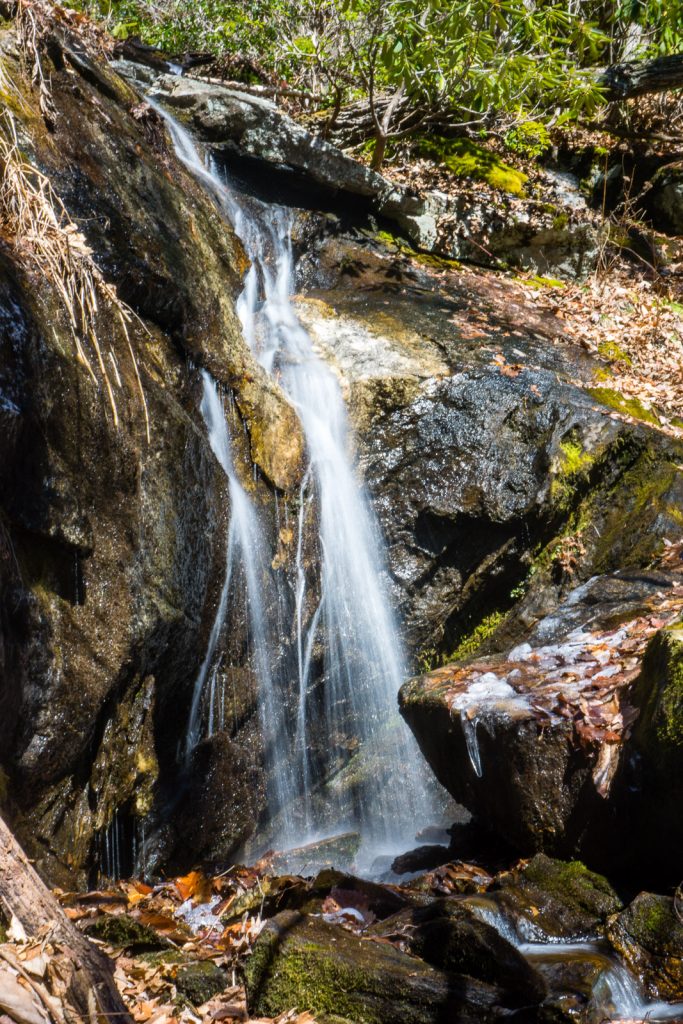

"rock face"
[0,22,303,884]
[294,231,683,657]
[399,570,683,881]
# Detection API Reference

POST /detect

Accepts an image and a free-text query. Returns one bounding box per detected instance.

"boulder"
[606,892,683,1000]
[244,909,542,1023]
[491,855,622,940]
[399,571,683,879]
[114,63,388,203]
[368,899,546,1006]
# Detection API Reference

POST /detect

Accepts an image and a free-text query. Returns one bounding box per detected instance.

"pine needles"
[0,109,150,441]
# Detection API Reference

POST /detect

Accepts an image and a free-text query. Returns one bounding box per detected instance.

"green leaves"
[74,0,683,151]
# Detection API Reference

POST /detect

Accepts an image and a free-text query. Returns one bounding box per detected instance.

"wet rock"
[369,899,546,1006]
[606,892,683,1000]
[614,623,683,884]
[0,22,302,883]
[115,66,387,203]
[492,855,622,940]
[85,914,170,951]
[263,832,362,876]
[295,251,683,658]
[175,962,229,1006]
[399,571,683,878]
[309,869,410,919]
[646,161,683,236]
[171,732,262,869]
[391,845,451,875]
[244,909,537,1023]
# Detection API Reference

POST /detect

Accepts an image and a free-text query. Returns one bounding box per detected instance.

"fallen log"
[0,814,133,1024]
[600,52,683,100]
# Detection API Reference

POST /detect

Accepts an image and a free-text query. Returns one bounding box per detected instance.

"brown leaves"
[174,872,214,905]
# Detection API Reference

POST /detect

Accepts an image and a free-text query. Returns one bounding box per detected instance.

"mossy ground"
[417,137,528,196]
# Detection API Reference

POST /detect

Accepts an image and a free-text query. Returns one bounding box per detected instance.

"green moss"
[551,435,595,509]
[175,962,227,1006]
[593,366,613,382]
[417,137,527,196]
[597,340,632,364]
[513,275,565,289]
[551,212,569,231]
[586,387,660,426]
[448,611,506,662]
[85,914,170,951]
[656,627,683,747]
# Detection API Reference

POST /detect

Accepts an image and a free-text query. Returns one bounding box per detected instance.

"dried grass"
[0,110,150,441]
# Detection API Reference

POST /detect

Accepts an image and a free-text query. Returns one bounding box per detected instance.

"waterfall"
[153,99,436,865]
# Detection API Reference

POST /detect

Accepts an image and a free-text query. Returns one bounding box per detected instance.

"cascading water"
[152,99,437,864]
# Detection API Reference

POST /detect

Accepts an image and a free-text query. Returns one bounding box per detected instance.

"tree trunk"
[600,53,683,100]
[0,814,134,1024]
[370,132,387,170]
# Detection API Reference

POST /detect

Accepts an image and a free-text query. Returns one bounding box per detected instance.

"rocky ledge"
[400,566,683,884]
[115,61,601,278]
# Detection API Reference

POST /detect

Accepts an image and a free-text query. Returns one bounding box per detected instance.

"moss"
[593,450,680,571]
[593,366,613,382]
[551,435,595,509]
[672,416,683,429]
[587,386,660,426]
[597,340,632,364]
[417,137,527,196]
[655,626,683,747]
[551,212,569,231]
[513,275,565,289]
[139,949,187,967]
[175,962,227,1006]
[85,913,170,951]
[448,611,506,662]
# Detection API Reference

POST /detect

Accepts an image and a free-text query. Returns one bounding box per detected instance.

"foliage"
[505,121,552,160]
[73,0,683,167]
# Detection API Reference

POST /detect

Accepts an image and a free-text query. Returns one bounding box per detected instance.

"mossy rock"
[614,625,683,883]
[368,899,546,1006]
[586,386,660,426]
[244,909,530,1023]
[493,855,622,939]
[417,137,527,196]
[85,913,171,951]
[175,962,228,1006]
[606,893,683,1000]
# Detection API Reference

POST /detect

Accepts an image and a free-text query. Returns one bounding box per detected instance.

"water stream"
[468,897,683,1022]
[151,99,436,866]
